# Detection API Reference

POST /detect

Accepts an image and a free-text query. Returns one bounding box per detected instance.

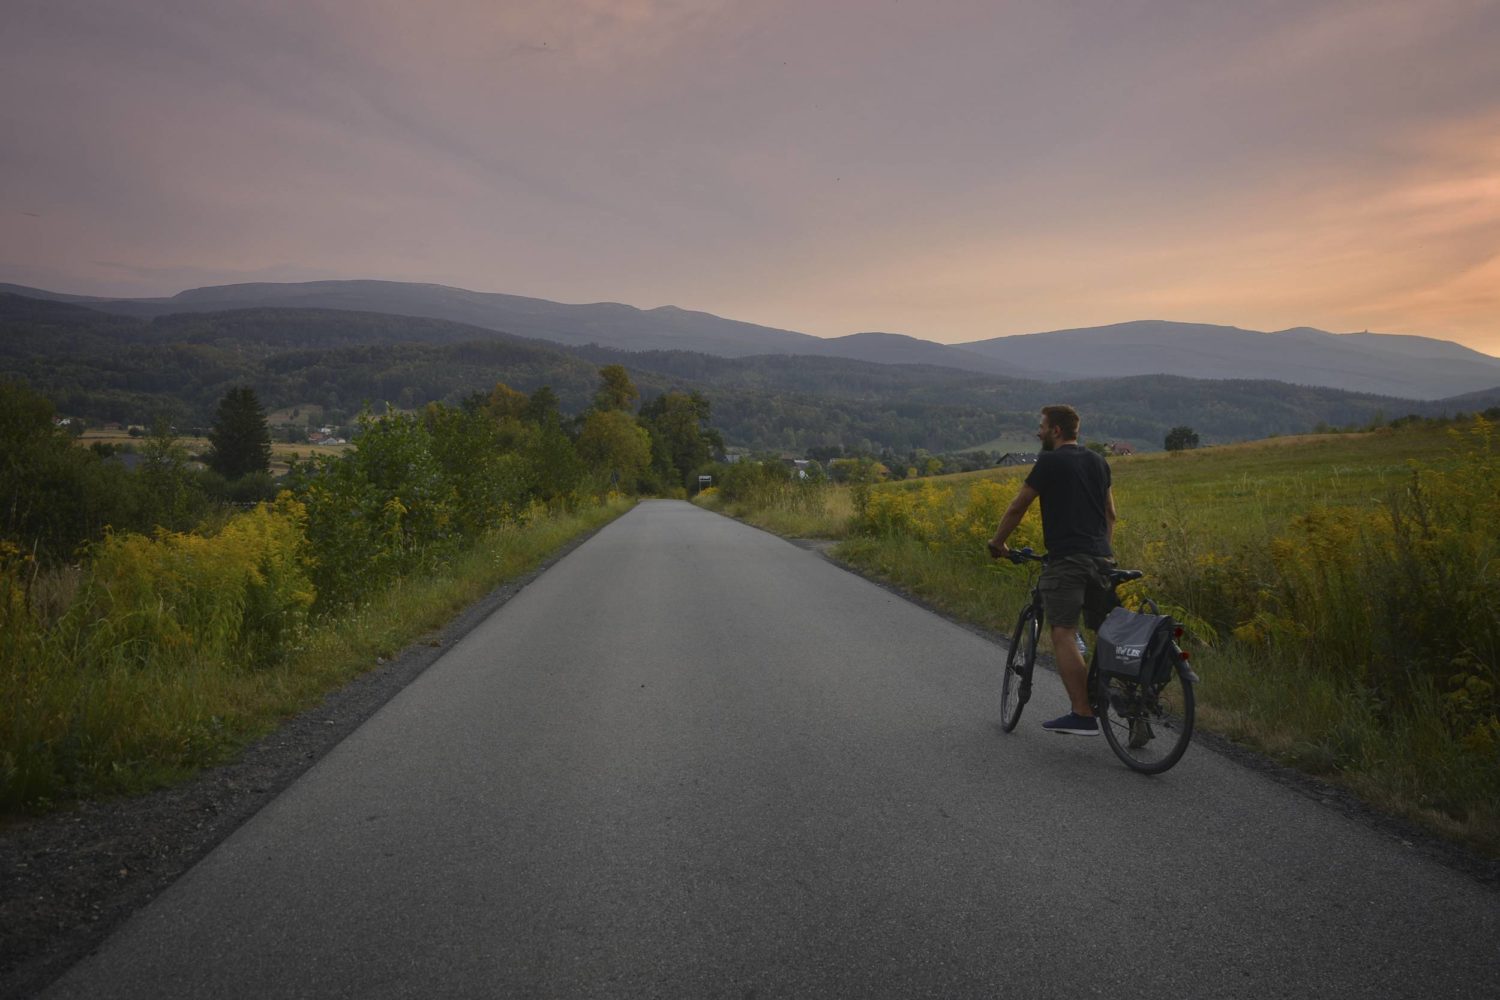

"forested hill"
[0,293,565,352]
[0,279,825,356]
[5,293,1498,453]
[567,344,1500,450]
[0,293,602,416]
[11,278,1498,397]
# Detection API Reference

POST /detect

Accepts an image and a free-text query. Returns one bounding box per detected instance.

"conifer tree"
[208,386,273,480]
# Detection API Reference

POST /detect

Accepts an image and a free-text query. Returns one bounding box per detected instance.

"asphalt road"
[42,501,1499,999]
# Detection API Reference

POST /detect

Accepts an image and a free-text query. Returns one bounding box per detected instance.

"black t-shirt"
[1024,444,1112,557]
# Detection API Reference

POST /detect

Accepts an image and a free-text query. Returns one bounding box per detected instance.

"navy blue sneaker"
[1042,712,1099,735]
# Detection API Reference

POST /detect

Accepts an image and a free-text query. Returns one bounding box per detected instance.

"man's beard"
[1040,437,1055,452]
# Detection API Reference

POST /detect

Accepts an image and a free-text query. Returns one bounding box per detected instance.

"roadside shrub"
[945,480,1010,553]
[70,496,314,670]
[717,460,788,507]
[288,402,599,612]
[860,488,917,536]
[288,410,457,610]
[1,498,314,808]
[0,542,57,806]
[856,478,1039,559]
[424,404,542,532]
[288,450,389,610]
[347,410,455,558]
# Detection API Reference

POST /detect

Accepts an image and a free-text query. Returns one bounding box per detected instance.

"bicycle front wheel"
[1098,664,1195,773]
[1001,607,1038,732]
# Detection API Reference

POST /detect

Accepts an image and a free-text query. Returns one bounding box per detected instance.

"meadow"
[698,421,1500,855]
[79,428,350,475]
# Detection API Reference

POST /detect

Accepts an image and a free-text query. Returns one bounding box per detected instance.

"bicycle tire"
[1000,606,1038,732]
[1097,659,1195,773]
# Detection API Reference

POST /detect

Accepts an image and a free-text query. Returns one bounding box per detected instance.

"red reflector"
[1180,650,1191,660]
[1174,626,1184,638]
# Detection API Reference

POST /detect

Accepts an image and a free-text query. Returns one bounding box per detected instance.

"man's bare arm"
[1105,486,1117,548]
[987,484,1039,558]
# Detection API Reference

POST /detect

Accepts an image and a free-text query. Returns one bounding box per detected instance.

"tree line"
[0,365,723,582]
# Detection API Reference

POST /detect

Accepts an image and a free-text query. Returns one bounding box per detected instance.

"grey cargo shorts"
[1039,553,1118,629]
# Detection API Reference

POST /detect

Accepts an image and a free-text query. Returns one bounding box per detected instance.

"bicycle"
[999,547,1197,774]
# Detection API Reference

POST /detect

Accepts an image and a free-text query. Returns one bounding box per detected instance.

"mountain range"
[6,288,1500,457]
[5,279,1497,400]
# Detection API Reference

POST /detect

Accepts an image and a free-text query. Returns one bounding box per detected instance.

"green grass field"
[958,435,1041,455]
[894,430,1443,516]
[78,428,350,474]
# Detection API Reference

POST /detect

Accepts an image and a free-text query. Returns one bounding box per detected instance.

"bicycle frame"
[1000,547,1197,772]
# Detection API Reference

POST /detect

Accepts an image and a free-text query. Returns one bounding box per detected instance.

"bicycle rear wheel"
[1001,607,1038,732]
[1098,664,1195,773]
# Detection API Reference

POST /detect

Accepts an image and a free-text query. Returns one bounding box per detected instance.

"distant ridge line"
[1,279,1496,399]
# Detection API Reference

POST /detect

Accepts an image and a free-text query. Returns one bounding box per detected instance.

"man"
[987,405,1116,735]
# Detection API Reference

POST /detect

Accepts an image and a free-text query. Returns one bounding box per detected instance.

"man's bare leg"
[1051,624,1093,716]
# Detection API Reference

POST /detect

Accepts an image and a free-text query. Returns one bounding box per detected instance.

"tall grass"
[0,498,632,812]
[698,424,1500,854]
[698,462,853,539]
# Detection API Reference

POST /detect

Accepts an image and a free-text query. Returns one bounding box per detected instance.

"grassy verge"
[1,499,632,815]
[697,427,1499,857]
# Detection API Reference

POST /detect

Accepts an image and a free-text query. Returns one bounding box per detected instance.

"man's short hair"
[1040,405,1080,439]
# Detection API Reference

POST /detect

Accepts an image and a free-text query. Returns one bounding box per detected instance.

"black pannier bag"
[1095,607,1179,686]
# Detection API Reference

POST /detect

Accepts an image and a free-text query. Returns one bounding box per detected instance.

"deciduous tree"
[576,409,651,487]
[639,390,722,487]
[593,365,639,413]
[1164,426,1200,451]
[523,385,561,426]
[484,382,530,423]
[0,380,123,560]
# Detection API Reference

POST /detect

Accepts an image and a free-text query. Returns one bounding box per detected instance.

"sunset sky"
[4,0,1499,353]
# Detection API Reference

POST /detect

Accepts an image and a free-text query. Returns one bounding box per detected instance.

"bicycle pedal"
[1127,719,1155,749]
